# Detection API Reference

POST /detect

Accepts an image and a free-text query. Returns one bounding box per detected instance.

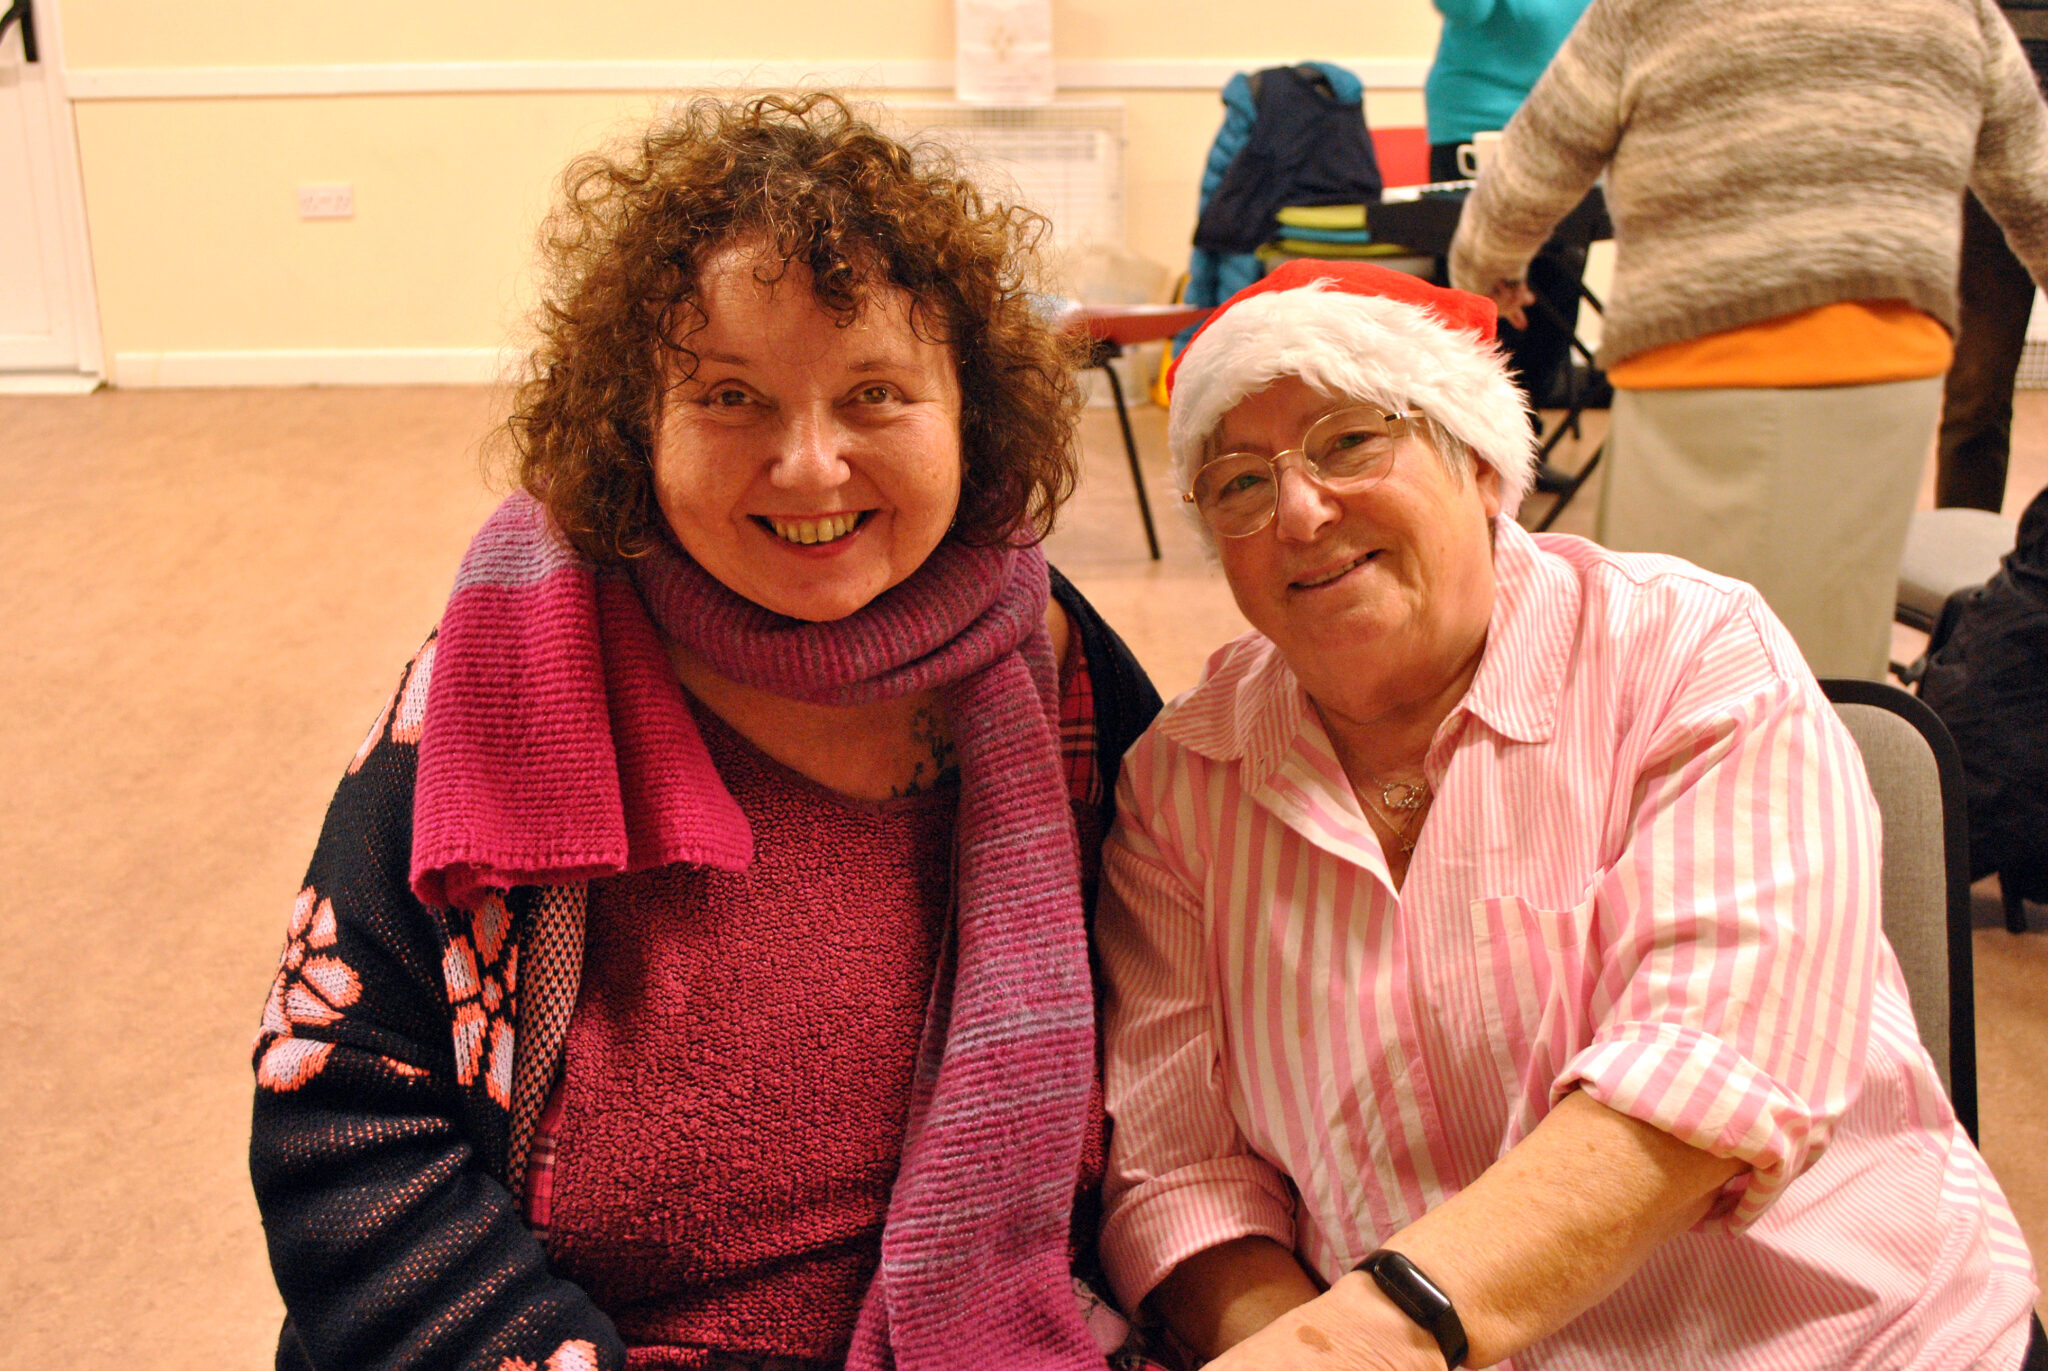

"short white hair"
[1169,278,1538,519]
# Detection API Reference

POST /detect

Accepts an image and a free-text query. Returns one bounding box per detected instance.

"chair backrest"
[1820,678,1978,1141]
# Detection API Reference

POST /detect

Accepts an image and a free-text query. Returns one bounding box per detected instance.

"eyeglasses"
[1183,406,1419,538]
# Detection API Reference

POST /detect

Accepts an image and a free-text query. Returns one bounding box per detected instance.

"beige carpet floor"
[0,385,2041,1368]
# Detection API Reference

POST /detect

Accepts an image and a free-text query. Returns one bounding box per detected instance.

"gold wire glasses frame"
[1183,406,1420,538]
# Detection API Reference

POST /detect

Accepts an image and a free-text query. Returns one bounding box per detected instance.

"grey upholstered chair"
[1820,678,1977,1141]
[1896,507,2018,634]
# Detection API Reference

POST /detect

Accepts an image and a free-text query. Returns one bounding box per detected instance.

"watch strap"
[1357,1248,1469,1370]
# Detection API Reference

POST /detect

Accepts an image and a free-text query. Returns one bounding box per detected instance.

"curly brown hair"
[504,91,1087,563]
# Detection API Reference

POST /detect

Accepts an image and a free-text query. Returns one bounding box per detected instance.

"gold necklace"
[1361,777,1432,854]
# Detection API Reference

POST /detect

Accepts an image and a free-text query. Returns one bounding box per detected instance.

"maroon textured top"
[541,699,957,1369]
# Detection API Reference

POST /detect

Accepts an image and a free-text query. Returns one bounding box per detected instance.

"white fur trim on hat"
[1168,280,1538,518]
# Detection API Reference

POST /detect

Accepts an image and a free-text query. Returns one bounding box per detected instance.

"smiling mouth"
[758,512,868,545]
[1292,550,1379,590]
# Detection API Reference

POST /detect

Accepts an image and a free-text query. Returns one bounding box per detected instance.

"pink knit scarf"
[411,494,1104,1370]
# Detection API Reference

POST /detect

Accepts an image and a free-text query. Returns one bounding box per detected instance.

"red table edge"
[1057,303,1214,348]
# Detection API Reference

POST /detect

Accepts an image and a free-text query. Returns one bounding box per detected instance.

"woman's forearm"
[1197,1092,1743,1369]
[1359,1091,1743,1366]
[1449,9,1623,295]
[1148,1235,1323,1361]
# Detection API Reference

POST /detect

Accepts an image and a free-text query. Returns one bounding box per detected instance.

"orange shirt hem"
[1606,300,1953,390]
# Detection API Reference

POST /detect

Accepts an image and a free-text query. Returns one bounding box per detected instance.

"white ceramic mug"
[1456,130,1506,179]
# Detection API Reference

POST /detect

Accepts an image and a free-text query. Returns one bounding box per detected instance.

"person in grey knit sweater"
[1451,0,2048,679]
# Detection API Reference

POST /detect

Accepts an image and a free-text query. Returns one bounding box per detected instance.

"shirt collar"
[1451,519,1578,746]
[1156,632,1310,792]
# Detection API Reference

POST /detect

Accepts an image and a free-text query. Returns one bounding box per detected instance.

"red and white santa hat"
[1167,259,1537,517]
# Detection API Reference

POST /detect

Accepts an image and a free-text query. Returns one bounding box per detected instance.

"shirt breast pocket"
[1466,892,1602,1133]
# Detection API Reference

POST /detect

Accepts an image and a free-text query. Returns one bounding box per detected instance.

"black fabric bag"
[1192,64,1382,256]
[1917,484,2048,902]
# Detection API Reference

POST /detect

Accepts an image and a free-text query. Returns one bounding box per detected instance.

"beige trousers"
[1598,378,1941,681]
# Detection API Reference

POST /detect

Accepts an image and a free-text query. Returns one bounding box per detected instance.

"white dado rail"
[62,58,1429,101]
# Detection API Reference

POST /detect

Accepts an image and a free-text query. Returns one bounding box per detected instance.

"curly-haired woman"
[249,92,1163,1371]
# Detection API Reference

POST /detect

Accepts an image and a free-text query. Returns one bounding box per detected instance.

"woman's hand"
[1198,1274,1442,1371]
[1487,279,1537,331]
[1148,1236,1320,1360]
[1148,1094,1742,1369]
[1146,1238,1439,1371]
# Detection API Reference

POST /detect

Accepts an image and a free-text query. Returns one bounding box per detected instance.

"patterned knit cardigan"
[250,568,1162,1371]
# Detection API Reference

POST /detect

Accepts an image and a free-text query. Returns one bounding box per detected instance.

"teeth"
[766,513,860,545]
[1299,553,1372,588]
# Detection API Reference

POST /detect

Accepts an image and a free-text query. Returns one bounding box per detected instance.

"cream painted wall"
[57,0,1444,380]
[60,0,1440,67]
[64,0,958,65]
[74,94,672,361]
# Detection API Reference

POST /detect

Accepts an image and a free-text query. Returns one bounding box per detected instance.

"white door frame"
[1,0,104,391]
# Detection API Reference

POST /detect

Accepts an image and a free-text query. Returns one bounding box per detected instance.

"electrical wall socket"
[297,184,355,219]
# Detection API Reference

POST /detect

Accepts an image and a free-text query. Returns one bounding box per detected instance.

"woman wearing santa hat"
[1093,260,2041,1370]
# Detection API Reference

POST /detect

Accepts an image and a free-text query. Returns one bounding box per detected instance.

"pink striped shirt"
[1098,520,2037,1369]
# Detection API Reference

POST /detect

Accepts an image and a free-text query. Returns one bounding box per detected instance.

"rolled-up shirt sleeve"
[1095,739,1296,1312]
[1556,611,1884,1230]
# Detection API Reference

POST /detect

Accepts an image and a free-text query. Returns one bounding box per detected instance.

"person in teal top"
[1426,0,1592,148]
[1425,0,1595,427]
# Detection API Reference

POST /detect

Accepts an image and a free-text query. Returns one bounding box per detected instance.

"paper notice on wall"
[956,0,1055,105]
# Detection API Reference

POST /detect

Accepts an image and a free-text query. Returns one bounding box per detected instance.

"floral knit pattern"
[446,892,519,1109]
[254,885,363,1092]
[349,638,434,775]
[498,1339,598,1371]
[263,642,439,1096]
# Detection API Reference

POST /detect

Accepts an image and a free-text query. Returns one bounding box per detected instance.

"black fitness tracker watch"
[1357,1248,1469,1370]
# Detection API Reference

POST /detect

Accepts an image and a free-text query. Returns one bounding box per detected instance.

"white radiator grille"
[884,102,1126,256]
[2018,289,2048,388]
[2019,340,2048,390]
